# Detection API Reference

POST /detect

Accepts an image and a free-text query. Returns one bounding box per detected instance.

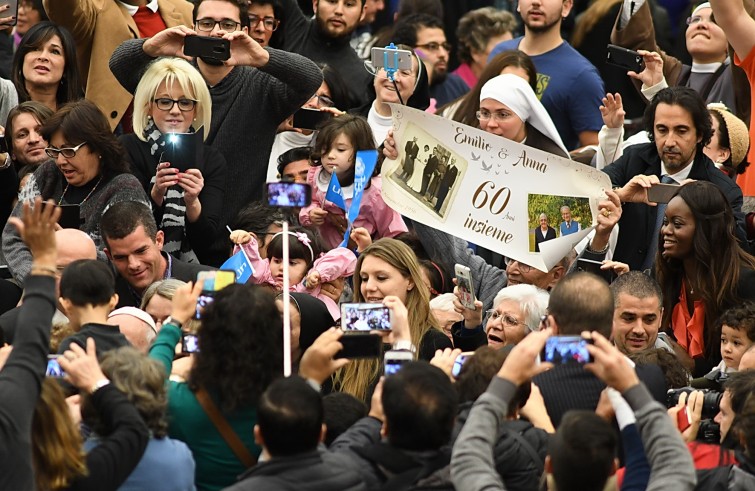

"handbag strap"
[195,388,257,468]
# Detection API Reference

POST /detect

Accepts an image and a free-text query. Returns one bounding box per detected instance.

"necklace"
[58,175,104,206]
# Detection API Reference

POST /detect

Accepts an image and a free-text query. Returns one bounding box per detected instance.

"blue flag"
[340,150,378,246]
[220,249,254,284]
[325,172,347,211]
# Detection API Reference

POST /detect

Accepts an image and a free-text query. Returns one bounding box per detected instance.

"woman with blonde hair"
[120,57,227,264]
[334,238,452,401]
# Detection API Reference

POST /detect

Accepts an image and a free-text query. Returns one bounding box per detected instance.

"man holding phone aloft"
[109,0,323,266]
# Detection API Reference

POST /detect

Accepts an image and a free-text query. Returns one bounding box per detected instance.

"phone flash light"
[168,134,179,144]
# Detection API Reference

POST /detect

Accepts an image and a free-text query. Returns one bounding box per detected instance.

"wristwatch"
[163,316,183,329]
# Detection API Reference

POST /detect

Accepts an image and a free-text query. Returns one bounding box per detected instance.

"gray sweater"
[451,377,697,491]
[109,41,323,264]
[412,221,507,311]
[2,162,148,282]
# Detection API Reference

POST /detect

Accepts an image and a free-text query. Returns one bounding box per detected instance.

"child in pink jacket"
[229,227,356,320]
[299,115,407,249]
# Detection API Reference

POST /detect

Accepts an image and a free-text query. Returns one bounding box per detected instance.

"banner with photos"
[381,104,613,272]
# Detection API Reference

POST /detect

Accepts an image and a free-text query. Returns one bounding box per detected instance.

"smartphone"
[0,0,18,27]
[606,44,644,73]
[194,270,235,319]
[647,183,679,204]
[163,129,203,173]
[576,258,614,284]
[45,355,65,378]
[454,264,476,310]
[334,332,382,359]
[452,351,474,378]
[542,335,593,365]
[58,204,81,229]
[384,349,414,376]
[182,333,200,353]
[265,182,312,207]
[184,35,230,61]
[677,405,692,432]
[371,46,413,71]
[341,303,392,331]
[292,108,333,131]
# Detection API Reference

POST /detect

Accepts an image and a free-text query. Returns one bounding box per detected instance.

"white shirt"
[118,0,159,16]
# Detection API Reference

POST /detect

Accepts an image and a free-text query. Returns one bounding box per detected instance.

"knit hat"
[707,103,750,166]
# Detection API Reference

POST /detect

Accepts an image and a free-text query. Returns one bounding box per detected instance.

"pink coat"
[234,236,357,320]
[299,166,407,250]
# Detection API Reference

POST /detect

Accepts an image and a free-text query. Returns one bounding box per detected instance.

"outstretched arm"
[710,0,755,60]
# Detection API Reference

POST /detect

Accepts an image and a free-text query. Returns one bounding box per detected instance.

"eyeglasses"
[249,14,280,31]
[484,309,523,328]
[45,141,87,159]
[375,67,415,81]
[504,258,532,273]
[686,14,716,25]
[476,109,515,123]
[415,41,451,52]
[153,98,198,112]
[195,18,242,32]
[308,93,335,108]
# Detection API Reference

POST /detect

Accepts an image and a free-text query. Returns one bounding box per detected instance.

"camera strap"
[195,387,257,468]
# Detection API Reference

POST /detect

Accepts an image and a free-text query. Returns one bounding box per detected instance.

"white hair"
[492,284,549,333]
[430,293,458,312]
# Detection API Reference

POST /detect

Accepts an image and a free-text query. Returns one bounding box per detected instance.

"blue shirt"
[489,38,605,150]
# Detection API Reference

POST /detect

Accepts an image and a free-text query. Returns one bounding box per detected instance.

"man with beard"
[489,0,604,150]
[276,0,374,107]
[603,86,746,271]
[392,13,469,107]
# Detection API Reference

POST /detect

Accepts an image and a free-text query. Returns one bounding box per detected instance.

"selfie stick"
[282,221,292,376]
[383,43,405,106]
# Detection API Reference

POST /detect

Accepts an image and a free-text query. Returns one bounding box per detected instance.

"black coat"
[534,227,556,252]
[602,143,746,271]
[226,450,366,491]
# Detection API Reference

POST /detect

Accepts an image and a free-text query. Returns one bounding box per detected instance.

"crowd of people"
[1,0,755,490]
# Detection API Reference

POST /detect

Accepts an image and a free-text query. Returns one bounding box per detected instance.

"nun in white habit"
[478,73,570,159]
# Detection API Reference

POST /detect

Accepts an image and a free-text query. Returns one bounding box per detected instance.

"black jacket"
[114,252,213,308]
[602,142,746,270]
[453,402,548,491]
[226,449,366,491]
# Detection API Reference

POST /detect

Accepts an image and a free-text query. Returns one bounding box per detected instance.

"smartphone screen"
[575,258,614,284]
[182,333,200,353]
[455,264,476,310]
[265,182,312,207]
[46,355,65,378]
[58,204,81,230]
[194,270,235,319]
[542,336,592,365]
[452,352,474,378]
[384,353,413,376]
[341,303,392,331]
[647,183,679,204]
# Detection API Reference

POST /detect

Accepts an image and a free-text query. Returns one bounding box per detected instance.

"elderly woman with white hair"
[477,73,569,158]
[451,283,550,351]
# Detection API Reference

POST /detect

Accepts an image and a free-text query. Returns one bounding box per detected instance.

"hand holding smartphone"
[341,303,392,331]
[606,44,644,73]
[541,335,593,365]
[384,349,414,376]
[454,264,476,310]
[647,183,679,204]
[194,270,235,319]
[334,332,382,359]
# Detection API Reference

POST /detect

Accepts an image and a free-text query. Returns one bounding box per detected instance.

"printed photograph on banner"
[386,122,467,220]
[527,194,593,253]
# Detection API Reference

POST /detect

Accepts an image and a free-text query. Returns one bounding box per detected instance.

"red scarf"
[671,280,706,358]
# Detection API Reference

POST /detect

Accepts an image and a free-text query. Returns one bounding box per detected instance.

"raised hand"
[223,31,270,67]
[627,49,665,88]
[599,93,625,129]
[143,26,197,60]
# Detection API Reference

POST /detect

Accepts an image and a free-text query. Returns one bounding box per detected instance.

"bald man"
[0,229,98,344]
